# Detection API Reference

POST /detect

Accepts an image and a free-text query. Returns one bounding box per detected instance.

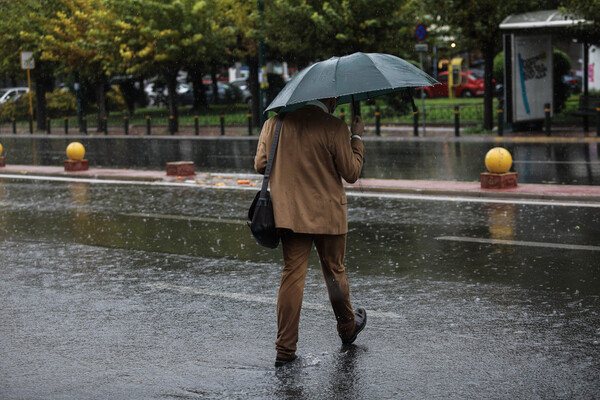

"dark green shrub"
[46,89,76,118]
[0,94,31,122]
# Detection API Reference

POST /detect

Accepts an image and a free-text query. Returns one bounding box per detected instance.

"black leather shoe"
[275,355,298,367]
[342,308,367,345]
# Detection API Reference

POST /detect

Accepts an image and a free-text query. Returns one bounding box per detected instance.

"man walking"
[254,97,367,367]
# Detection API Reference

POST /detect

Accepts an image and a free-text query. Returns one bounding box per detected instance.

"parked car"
[417,70,485,98]
[145,81,241,106]
[562,75,582,94]
[0,87,29,104]
[229,78,252,103]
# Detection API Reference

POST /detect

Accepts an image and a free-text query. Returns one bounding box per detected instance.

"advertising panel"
[511,35,553,122]
[589,45,600,92]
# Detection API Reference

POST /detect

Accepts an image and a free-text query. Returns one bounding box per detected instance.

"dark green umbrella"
[265,52,438,114]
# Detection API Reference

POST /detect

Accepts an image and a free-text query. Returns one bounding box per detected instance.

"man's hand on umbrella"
[351,116,364,137]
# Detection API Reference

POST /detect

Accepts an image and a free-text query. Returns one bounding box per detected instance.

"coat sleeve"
[330,122,365,184]
[254,119,273,175]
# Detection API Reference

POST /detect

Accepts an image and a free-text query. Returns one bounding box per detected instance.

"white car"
[230,78,252,103]
[0,87,29,104]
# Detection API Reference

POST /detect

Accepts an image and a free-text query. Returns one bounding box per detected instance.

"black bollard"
[220,114,225,136]
[12,117,16,134]
[596,107,600,137]
[544,103,551,137]
[103,116,108,135]
[29,116,33,134]
[340,108,345,123]
[64,117,69,135]
[375,106,381,136]
[497,108,503,137]
[195,115,199,136]
[413,110,419,137]
[124,115,129,135]
[146,115,151,135]
[454,106,460,137]
[46,117,51,134]
[169,115,175,135]
[247,110,252,135]
[82,116,87,135]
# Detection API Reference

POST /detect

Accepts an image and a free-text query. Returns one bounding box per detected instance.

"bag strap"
[260,113,286,198]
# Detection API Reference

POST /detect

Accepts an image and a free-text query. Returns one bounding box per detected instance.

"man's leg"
[314,234,356,341]
[276,231,312,360]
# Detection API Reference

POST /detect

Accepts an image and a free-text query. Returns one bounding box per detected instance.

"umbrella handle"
[351,95,361,117]
[409,93,417,113]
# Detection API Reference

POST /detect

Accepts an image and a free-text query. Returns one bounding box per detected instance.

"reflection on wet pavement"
[2,136,600,184]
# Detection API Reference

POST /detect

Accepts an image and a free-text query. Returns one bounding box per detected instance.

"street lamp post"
[257,0,266,127]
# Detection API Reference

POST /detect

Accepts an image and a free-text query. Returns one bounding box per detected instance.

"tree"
[562,0,600,44]
[110,0,236,131]
[232,0,419,124]
[422,0,557,130]
[26,0,123,131]
[0,0,62,130]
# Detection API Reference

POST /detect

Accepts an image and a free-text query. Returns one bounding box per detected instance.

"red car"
[418,70,485,98]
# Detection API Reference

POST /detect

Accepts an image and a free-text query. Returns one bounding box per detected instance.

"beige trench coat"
[254,105,365,235]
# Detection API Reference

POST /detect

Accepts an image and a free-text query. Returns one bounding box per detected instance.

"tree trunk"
[483,41,495,131]
[95,80,107,132]
[118,79,136,116]
[165,70,179,132]
[34,76,47,131]
[33,68,53,131]
[189,69,207,112]
[211,70,219,105]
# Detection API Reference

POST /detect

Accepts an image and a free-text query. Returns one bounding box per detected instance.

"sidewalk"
[2,164,599,202]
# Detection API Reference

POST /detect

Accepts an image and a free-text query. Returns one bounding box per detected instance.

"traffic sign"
[415,44,428,53]
[20,52,35,70]
[415,24,427,41]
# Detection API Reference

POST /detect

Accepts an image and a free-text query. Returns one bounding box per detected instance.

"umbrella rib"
[334,56,342,97]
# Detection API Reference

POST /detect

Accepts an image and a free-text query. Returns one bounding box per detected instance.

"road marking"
[513,160,600,165]
[349,192,600,208]
[123,212,246,225]
[149,283,400,319]
[2,173,599,208]
[436,236,600,251]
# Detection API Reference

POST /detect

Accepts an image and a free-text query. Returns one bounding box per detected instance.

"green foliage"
[380,91,413,117]
[46,89,77,117]
[106,86,127,113]
[553,49,572,113]
[0,95,30,122]
[0,89,80,121]
[259,0,418,65]
[493,52,504,84]
[562,0,600,43]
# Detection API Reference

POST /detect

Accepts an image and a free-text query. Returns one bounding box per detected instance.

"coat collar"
[304,100,329,113]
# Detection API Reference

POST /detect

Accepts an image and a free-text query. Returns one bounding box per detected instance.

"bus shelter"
[499,10,590,128]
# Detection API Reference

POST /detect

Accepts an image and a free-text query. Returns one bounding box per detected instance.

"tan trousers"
[275,230,356,359]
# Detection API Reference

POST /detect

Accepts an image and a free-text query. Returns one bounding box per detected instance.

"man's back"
[254,105,364,234]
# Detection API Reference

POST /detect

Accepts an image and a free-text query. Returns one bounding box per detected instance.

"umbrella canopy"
[265,52,438,113]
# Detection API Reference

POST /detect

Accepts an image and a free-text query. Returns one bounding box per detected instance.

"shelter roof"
[500,10,587,30]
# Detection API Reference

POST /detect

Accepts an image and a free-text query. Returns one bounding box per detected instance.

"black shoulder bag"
[247,113,286,249]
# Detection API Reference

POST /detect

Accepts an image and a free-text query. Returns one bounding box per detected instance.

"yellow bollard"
[0,143,4,167]
[484,147,512,173]
[66,142,85,161]
[65,142,88,171]
[481,147,517,188]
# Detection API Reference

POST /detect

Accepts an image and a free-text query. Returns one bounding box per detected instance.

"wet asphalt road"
[1,178,599,399]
